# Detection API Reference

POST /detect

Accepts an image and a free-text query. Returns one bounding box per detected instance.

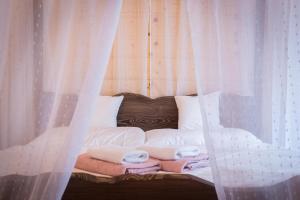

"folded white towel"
[87,145,149,164]
[138,145,201,160]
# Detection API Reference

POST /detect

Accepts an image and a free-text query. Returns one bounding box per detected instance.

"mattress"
[1,127,299,189]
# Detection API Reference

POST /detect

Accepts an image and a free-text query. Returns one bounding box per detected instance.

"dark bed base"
[62,173,300,200]
[2,173,299,199]
[0,173,217,200]
[62,173,218,200]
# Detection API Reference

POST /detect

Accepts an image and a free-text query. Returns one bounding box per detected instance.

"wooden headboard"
[115,93,178,131]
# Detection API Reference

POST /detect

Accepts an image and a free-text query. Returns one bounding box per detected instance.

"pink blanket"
[75,153,160,176]
[158,154,209,173]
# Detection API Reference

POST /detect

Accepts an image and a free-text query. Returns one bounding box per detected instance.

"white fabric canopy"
[0,0,122,199]
[102,0,199,98]
[102,0,150,96]
[1,0,300,199]
[187,0,300,199]
[149,0,197,97]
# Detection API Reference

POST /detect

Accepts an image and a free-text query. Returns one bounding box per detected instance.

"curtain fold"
[0,0,35,148]
[0,0,10,95]
[102,0,149,96]
[150,0,197,98]
[1,0,300,199]
[187,0,300,199]
[0,1,122,199]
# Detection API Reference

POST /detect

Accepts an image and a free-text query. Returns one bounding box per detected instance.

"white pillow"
[83,127,145,152]
[145,129,206,149]
[175,96,202,130]
[90,96,124,128]
[175,92,222,130]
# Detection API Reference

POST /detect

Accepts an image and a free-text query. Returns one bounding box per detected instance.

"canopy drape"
[1,0,300,200]
[0,0,122,199]
[149,0,197,97]
[187,0,300,199]
[102,0,150,96]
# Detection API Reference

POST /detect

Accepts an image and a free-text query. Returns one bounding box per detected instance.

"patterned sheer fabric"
[0,0,122,199]
[187,0,300,199]
[102,0,150,96]
[103,0,197,98]
[150,0,197,98]
[1,0,300,200]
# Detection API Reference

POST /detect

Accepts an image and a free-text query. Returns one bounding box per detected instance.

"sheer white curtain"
[0,0,122,199]
[102,0,198,98]
[102,0,149,96]
[150,0,197,98]
[0,1,10,99]
[187,0,300,199]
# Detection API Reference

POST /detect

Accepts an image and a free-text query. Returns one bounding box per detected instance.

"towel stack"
[138,146,209,173]
[75,145,209,176]
[75,145,160,176]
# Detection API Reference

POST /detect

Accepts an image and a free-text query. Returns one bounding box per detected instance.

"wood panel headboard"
[115,93,179,131]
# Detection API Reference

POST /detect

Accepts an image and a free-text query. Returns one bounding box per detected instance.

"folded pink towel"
[158,154,209,173]
[75,153,160,176]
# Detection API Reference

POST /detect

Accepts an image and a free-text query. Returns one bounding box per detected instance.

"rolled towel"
[76,153,160,176]
[87,145,149,164]
[138,145,201,160]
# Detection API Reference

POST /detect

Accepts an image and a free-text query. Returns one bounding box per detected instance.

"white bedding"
[215,146,300,187]
[1,127,299,189]
[145,129,206,147]
[0,127,68,176]
[82,127,145,153]
[0,127,145,176]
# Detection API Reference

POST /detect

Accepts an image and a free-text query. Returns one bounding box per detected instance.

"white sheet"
[1,127,299,189]
[0,127,145,176]
[0,127,68,176]
[82,127,145,153]
[145,128,206,147]
[215,147,300,187]
[209,128,300,187]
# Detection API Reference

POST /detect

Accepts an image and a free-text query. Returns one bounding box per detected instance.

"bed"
[63,93,300,200]
[1,93,299,200]
[63,93,218,200]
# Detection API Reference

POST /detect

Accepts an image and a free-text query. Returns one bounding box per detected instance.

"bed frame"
[4,93,298,199]
[63,93,218,200]
[63,93,300,200]
[115,93,180,131]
